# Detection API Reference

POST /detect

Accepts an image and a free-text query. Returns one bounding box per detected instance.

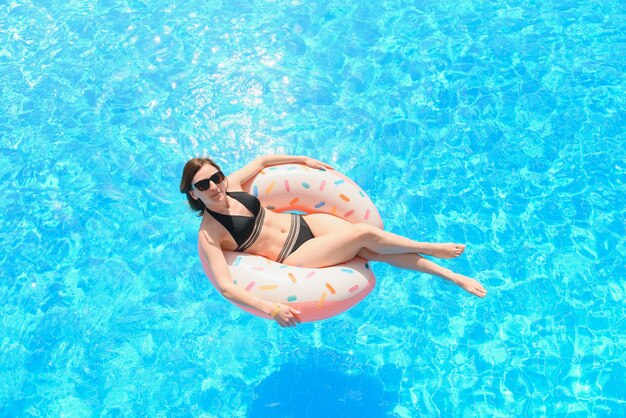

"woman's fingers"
[317,161,334,170]
[281,315,299,327]
[284,315,299,327]
[289,307,302,324]
[274,304,302,327]
[304,158,334,170]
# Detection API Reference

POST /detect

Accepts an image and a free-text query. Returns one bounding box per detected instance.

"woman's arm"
[227,155,333,189]
[199,230,274,315]
[198,230,300,326]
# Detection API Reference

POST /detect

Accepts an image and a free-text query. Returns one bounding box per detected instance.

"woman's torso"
[200,191,294,260]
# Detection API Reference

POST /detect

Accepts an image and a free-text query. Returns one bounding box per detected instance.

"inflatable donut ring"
[198,163,383,322]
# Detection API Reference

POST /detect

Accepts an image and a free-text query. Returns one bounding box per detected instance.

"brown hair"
[179,157,222,216]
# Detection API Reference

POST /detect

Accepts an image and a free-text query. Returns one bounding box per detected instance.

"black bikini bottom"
[275,214,315,263]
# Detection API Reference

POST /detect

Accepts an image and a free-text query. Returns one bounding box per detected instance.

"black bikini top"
[206,191,265,252]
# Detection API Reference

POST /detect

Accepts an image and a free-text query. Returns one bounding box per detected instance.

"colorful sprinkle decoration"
[317,292,327,309]
[266,181,276,194]
[325,283,336,295]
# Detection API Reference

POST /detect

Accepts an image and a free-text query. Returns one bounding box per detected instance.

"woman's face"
[189,164,226,204]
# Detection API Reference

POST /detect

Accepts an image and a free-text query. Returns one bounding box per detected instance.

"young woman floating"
[180,155,487,327]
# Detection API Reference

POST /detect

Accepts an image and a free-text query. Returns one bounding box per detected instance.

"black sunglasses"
[191,171,225,191]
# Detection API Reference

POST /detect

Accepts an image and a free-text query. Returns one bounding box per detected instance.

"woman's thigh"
[302,213,357,237]
[282,227,363,268]
[285,213,384,267]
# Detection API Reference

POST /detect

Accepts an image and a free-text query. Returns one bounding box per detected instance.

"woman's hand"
[271,303,302,328]
[302,157,334,170]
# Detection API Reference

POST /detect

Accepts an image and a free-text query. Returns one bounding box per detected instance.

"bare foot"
[425,243,466,259]
[451,273,487,297]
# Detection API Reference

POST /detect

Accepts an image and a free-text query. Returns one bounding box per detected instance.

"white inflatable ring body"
[198,163,383,322]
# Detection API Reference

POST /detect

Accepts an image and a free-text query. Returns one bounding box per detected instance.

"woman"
[180,155,487,327]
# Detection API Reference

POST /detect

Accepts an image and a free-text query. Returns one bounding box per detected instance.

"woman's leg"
[302,214,466,259]
[283,224,376,267]
[358,249,487,297]
[284,220,457,268]
[283,214,486,297]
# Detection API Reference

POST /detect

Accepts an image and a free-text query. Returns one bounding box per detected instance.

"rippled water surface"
[1,0,624,416]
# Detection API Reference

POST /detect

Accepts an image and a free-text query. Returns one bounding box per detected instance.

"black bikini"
[276,214,315,263]
[206,191,314,262]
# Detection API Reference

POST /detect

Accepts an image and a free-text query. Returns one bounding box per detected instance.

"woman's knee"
[358,248,384,261]
[351,223,378,240]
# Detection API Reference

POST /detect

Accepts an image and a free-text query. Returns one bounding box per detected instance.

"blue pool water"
[1,0,624,416]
